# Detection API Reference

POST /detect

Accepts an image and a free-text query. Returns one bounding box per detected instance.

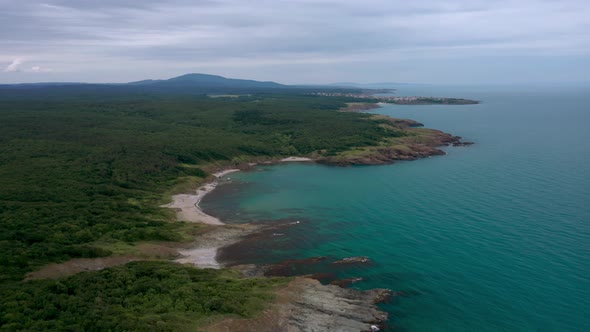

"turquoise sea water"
[202,85,590,331]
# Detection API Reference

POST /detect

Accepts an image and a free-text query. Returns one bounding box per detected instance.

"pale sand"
[161,188,223,225]
[161,168,240,225]
[175,224,259,269]
[162,168,242,268]
[176,248,220,269]
[280,156,313,162]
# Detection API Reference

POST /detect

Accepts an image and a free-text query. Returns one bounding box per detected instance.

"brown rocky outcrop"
[381,117,424,128]
[318,128,471,166]
[203,277,391,332]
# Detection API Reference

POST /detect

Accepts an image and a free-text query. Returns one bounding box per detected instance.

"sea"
[202,84,590,331]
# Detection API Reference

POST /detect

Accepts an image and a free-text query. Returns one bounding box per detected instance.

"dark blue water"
[203,85,590,331]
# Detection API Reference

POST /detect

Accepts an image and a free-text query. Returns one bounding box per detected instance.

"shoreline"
[167,158,394,330]
[164,157,313,227]
[166,108,474,268]
[160,168,240,225]
[175,224,261,269]
[164,112,474,328]
[165,157,313,269]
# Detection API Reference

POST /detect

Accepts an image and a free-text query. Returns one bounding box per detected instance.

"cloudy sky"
[1,0,589,84]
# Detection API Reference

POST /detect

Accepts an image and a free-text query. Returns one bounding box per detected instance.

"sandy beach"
[176,248,220,269]
[162,168,241,268]
[175,224,260,269]
[161,168,240,225]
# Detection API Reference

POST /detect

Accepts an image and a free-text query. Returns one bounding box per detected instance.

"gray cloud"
[3,58,24,72]
[1,0,589,83]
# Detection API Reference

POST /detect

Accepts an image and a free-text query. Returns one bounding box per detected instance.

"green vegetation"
[0,94,401,281]
[0,92,407,330]
[1,261,286,331]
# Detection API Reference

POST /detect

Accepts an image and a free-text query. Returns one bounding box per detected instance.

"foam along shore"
[161,169,240,225]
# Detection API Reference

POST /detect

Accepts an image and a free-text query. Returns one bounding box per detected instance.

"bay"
[202,84,590,331]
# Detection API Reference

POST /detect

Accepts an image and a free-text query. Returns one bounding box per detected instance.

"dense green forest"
[1,261,286,331]
[0,92,400,330]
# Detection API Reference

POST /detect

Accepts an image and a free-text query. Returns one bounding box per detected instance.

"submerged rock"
[264,256,329,276]
[333,256,372,265]
[306,272,338,283]
[330,277,364,288]
[453,141,475,146]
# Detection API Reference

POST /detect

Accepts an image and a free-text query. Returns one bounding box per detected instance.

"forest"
[0,92,400,330]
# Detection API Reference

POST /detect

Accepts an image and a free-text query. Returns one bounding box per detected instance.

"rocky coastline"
[168,107,476,331]
[203,277,391,332]
[318,128,472,166]
[173,221,394,331]
[320,103,475,166]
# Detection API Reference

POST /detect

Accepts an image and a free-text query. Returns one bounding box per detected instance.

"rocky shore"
[203,277,391,332]
[320,106,474,166]
[164,108,475,330]
[172,219,394,331]
[318,128,471,166]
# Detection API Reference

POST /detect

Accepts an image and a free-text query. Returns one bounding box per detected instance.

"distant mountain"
[0,73,286,89]
[0,73,365,99]
[128,73,285,89]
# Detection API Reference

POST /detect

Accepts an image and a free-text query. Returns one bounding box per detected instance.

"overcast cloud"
[1,0,589,84]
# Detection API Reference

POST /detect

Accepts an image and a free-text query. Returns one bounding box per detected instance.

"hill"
[0,74,361,98]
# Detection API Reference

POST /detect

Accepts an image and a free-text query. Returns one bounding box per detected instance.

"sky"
[1,0,589,84]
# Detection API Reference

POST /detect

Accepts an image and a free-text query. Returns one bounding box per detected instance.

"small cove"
[202,85,590,331]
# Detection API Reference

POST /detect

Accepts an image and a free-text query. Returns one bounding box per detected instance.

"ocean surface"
[202,85,590,331]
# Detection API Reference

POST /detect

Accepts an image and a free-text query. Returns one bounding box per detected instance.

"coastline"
[165,158,394,331]
[164,108,475,329]
[166,105,475,269]
[175,223,261,269]
[162,158,312,228]
[203,277,391,332]
[160,168,240,225]
[166,157,313,269]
